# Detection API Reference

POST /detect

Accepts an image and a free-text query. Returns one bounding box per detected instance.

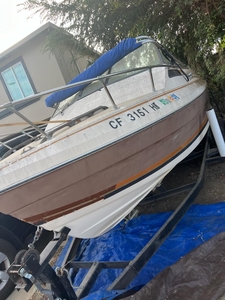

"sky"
[0,0,46,53]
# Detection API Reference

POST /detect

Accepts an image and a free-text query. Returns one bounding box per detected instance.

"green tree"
[20,0,225,105]
[42,27,99,73]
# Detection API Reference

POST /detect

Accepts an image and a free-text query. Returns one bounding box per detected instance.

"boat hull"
[0,87,209,238]
[43,122,209,237]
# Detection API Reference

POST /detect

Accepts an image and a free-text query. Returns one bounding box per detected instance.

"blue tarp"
[55,202,225,299]
[45,38,142,107]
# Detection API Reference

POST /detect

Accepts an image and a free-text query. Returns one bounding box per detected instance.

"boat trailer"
[7,128,225,300]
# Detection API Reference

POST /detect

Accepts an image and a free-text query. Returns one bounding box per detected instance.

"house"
[0,22,94,138]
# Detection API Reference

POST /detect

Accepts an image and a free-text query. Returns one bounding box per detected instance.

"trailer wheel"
[0,238,17,299]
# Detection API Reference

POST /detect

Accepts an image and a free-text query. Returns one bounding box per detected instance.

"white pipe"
[207,108,225,157]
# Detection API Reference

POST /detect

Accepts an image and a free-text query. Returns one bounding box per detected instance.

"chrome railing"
[0,64,175,159]
[0,124,47,160]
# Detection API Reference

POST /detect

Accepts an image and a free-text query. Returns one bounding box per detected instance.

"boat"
[0,36,209,238]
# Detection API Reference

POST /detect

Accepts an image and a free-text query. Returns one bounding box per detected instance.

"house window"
[1,61,34,101]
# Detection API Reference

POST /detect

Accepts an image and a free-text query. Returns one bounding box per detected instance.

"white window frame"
[1,60,35,102]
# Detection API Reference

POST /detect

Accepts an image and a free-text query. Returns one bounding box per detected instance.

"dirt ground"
[138,148,225,215]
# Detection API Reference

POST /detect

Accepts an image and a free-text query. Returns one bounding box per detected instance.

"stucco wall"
[0,28,89,138]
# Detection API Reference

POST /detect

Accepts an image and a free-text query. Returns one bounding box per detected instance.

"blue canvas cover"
[45,38,142,107]
[55,202,225,299]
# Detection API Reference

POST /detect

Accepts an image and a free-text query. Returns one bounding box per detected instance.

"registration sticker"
[159,93,180,105]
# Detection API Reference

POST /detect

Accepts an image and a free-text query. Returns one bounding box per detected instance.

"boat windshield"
[53,41,164,115]
[109,42,162,74]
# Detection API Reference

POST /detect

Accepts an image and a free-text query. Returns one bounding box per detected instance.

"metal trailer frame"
[7,130,225,300]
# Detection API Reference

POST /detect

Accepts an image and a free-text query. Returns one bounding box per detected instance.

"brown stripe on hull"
[26,118,208,225]
[115,116,208,190]
[24,186,115,224]
[0,91,209,224]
